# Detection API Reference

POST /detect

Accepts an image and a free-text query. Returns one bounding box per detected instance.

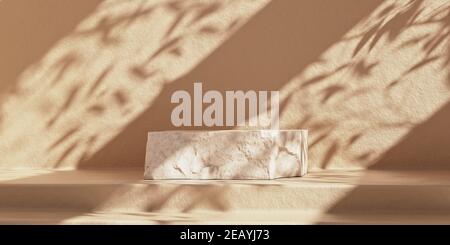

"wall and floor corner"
[0,0,449,224]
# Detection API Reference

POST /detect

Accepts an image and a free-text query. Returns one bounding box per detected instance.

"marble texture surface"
[144,130,307,179]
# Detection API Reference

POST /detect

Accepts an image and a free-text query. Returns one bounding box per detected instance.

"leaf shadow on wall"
[77,0,383,169]
[285,0,450,170]
[0,0,103,109]
[320,1,450,220]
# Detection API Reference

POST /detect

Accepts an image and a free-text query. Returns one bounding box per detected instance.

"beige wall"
[0,0,449,170]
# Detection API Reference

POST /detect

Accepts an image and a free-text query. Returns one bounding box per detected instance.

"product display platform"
[1,169,450,224]
[145,130,308,180]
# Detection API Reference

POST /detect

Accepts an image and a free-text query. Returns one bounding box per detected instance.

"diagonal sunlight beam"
[311,0,450,223]
[2,0,447,174]
[279,0,450,170]
[0,0,270,169]
[78,0,383,169]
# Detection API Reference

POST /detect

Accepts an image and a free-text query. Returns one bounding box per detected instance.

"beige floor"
[0,169,449,224]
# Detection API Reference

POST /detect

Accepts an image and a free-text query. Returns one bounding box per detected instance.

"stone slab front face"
[144,130,308,180]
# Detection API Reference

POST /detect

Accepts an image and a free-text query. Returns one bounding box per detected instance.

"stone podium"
[144,130,308,180]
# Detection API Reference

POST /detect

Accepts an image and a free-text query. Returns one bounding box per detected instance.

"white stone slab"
[144,130,308,180]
